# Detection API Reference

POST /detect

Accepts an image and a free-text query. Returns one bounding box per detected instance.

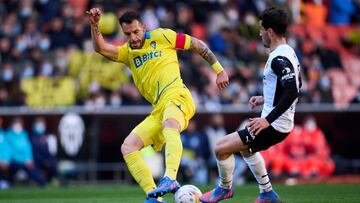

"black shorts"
[237,125,289,153]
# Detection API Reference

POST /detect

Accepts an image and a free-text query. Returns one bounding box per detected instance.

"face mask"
[56,56,68,70]
[3,69,14,81]
[305,120,316,132]
[244,14,256,25]
[13,123,23,134]
[319,76,330,90]
[110,96,121,106]
[39,38,50,51]
[22,66,34,78]
[34,123,45,134]
[20,7,32,17]
[16,40,27,52]
[41,63,53,76]
[83,40,93,53]
[89,81,100,93]
[227,8,238,22]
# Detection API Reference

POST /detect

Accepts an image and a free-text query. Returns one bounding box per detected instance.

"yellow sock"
[163,127,182,180]
[124,151,156,194]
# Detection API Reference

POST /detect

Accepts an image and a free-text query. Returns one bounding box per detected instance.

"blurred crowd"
[0,0,360,109]
[0,116,58,189]
[0,113,335,188]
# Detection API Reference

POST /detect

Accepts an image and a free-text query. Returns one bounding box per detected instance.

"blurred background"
[0,0,360,189]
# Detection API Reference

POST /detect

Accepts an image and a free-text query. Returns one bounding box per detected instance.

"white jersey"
[261,44,301,133]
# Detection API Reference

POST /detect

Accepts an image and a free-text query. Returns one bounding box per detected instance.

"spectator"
[209,27,232,57]
[6,117,46,187]
[204,114,247,185]
[0,1,359,107]
[204,114,227,175]
[179,120,210,184]
[0,117,10,189]
[282,116,335,178]
[330,0,356,25]
[30,117,58,184]
[302,0,327,27]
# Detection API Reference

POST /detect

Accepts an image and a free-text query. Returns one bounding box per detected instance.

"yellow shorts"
[132,91,195,151]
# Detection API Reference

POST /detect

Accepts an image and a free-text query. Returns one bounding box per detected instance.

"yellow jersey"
[116,28,191,106]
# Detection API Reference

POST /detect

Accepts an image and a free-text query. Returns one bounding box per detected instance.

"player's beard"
[262,32,271,48]
[130,37,145,49]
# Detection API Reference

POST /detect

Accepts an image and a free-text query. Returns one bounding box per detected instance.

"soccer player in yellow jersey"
[87,8,229,203]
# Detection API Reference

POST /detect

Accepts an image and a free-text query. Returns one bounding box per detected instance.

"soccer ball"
[174,185,202,203]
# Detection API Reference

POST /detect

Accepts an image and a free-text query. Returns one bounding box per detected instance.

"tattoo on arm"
[93,26,101,36]
[190,37,217,65]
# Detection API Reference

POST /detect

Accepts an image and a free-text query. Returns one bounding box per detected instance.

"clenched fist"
[86,8,101,26]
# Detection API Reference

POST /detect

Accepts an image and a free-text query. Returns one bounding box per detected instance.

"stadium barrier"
[1,104,359,183]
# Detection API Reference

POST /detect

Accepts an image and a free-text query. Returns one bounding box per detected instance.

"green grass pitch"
[0,183,359,203]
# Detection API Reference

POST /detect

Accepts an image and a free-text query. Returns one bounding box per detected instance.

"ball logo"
[59,112,85,156]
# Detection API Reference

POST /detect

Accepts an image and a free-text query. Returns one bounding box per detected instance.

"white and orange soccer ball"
[174,185,202,203]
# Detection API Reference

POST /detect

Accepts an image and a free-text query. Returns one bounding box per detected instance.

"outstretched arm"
[189,37,218,65]
[86,8,119,61]
[189,37,229,90]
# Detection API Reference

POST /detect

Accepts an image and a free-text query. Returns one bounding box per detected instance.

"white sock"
[217,154,235,189]
[243,152,272,193]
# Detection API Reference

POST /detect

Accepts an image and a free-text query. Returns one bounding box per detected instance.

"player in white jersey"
[200,7,301,203]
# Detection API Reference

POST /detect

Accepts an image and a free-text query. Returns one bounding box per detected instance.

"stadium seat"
[323,25,341,50]
[289,24,306,39]
[306,24,324,44]
[327,68,357,106]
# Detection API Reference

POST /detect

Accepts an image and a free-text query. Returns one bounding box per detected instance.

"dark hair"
[119,11,142,24]
[259,7,288,36]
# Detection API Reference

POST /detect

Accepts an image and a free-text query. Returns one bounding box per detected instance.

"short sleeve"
[161,29,191,50]
[117,43,129,64]
[271,56,297,90]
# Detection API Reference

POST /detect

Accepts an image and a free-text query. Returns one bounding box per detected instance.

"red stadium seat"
[306,24,324,45]
[328,69,358,105]
[324,25,341,50]
[289,24,306,39]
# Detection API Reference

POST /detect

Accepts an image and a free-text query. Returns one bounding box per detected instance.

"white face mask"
[3,69,14,81]
[89,81,100,93]
[39,38,50,51]
[305,120,316,132]
[227,8,238,22]
[20,7,32,17]
[41,63,53,76]
[244,14,256,25]
[13,123,23,134]
[110,96,121,106]
[34,123,46,134]
[22,66,34,78]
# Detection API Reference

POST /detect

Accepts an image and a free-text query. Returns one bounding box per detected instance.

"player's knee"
[240,150,252,158]
[121,142,138,156]
[121,135,143,156]
[214,143,228,160]
[162,119,180,131]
